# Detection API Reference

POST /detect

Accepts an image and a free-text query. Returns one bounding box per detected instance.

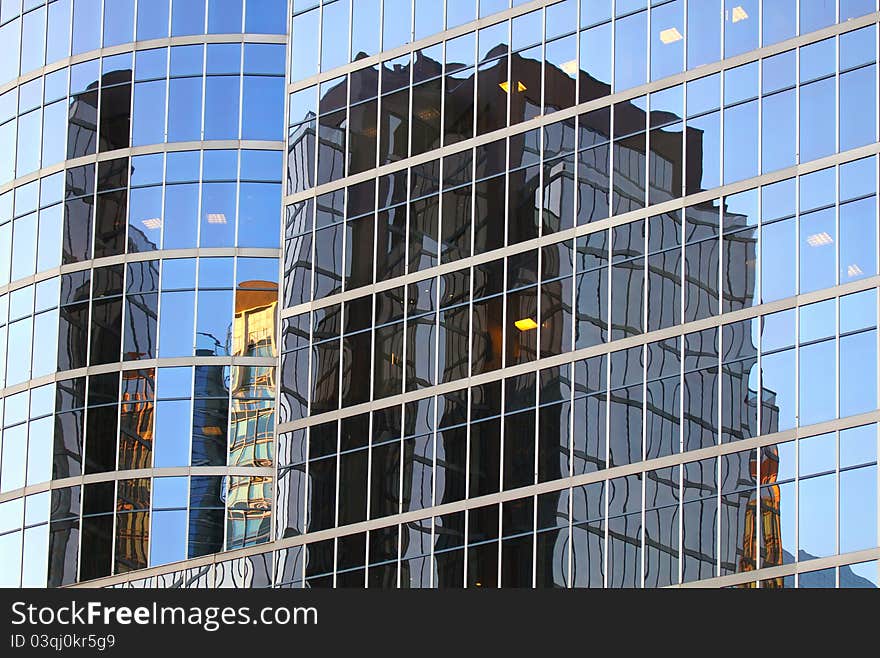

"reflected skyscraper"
[0,0,877,589]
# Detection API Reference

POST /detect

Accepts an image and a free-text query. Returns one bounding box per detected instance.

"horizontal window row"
[286,47,877,277]
[0,0,287,87]
[280,285,877,449]
[284,154,878,321]
[278,298,876,520]
[0,151,281,286]
[268,426,878,586]
[280,163,879,416]
[0,473,272,586]
[0,257,278,388]
[289,31,878,194]
[289,0,877,85]
[0,48,286,185]
[0,364,274,492]
[113,549,880,589]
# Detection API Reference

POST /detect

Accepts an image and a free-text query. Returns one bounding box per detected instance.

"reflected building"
[290,43,786,588]
[1,0,878,590]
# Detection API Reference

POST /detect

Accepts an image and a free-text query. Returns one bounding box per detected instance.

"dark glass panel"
[469,418,501,496]
[89,297,122,366]
[370,440,401,519]
[504,410,536,490]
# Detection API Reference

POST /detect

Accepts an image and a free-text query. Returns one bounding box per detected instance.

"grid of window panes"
[275,0,880,591]
[290,0,878,85]
[0,43,287,187]
[285,21,878,248]
[287,0,878,190]
[279,157,879,420]
[0,0,287,88]
[0,0,287,586]
[91,411,879,587]
[0,473,274,587]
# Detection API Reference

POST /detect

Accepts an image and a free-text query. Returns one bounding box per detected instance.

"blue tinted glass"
[200,183,236,247]
[321,0,349,71]
[21,6,46,74]
[650,0,683,81]
[800,167,835,212]
[207,0,241,33]
[161,259,196,290]
[799,299,835,343]
[153,476,188,509]
[414,0,442,39]
[723,101,758,184]
[841,156,877,201]
[204,76,240,140]
[198,257,233,288]
[688,0,721,68]
[841,465,878,553]
[158,366,193,398]
[800,0,835,34]
[132,82,166,146]
[799,78,836,163]
[163,183,199,248]
[0,498,23,534]
[24,490,49,526]
[0,21,20,86]
[70,59,100,95]
[842,0,877,20]
[36,204,62,270]
[841,330,877,417]
[240,150,282,181]
[290,8,319,82]
[841,65,877,152]
[800,38,835,83]
[383,0,412,51]
[686,74,719,116]
[238,182,281,248]
[761,218,796,302]
[799,339,837,426]
[170,44,204,76]
[841,25,877,70]
[196,289,232,355]
[352,0,380,59]
[46,0,71,63]
[167,78,202,141]
[615,10,647,91]
[203,150,238,180]
[44,69,68,103]
[581,0,612,26]
[150,509,188,564]
[799,432,835,476]
[137,0,169,39]
[446,0,475,28]
[206,43,241,74]
[762,50,795,94]
[16,111,41,177]
[72,0,101,55]
[166,151,201,182]
[763,0,795,46]
[237,257,277,285]
[841,424,878,467]
[245,0,286,34]
[130,154,164,187]
[158,292,195,357]
[103,0,135,47]
[724,61,758,105]
[171,0,206,36]
[761,89,797,173]
[128,186,162,250]
[241,77,284,140]
[135,48,167,81]
[244,43,285,74]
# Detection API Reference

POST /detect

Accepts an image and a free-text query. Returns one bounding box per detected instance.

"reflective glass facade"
[0,0,878,589]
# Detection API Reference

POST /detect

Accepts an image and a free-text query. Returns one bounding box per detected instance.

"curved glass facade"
[0,0,879,589]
